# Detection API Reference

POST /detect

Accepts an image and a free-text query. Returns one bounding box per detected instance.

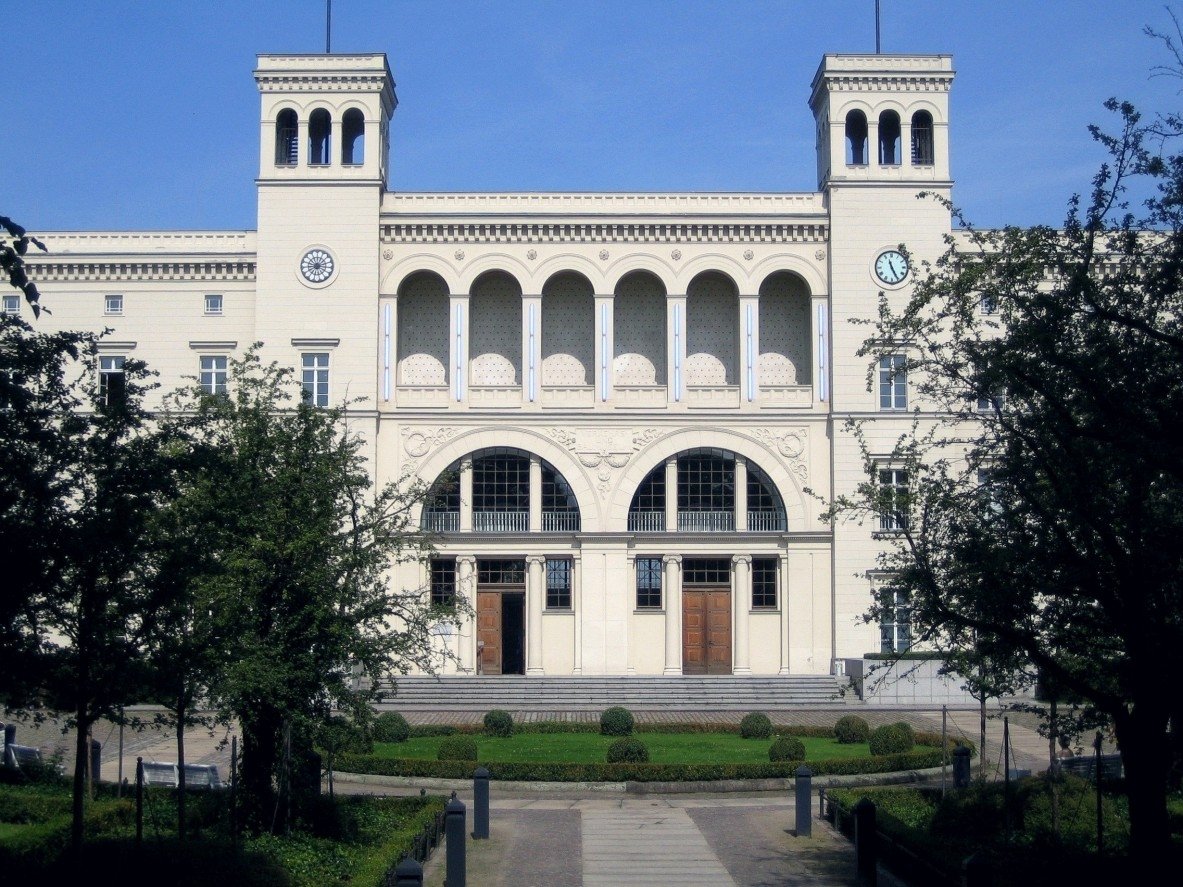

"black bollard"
[854,798,877,887]
[952,745,971,789]
[795,766,813,837]
[3,723,14,749]
[445,791,466,887]
[135,757,144,846]
[90,738,102,784]
[394,857,424,887]
[472,767,490,839]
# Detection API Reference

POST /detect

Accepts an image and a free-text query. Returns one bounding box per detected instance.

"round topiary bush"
[868,723,915,756]
[833,714,871,744]
[372,711,411,743]
[600,706,635,737]
[606,737,650,763]
[740,711,773,739]
[769,736,807,762]
[891,721,916,744]
[483,709,514,738]
[437,736,479,762]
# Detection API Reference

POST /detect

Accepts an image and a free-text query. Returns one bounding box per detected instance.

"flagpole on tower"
[875,0,881,54]
[326,0,332,53]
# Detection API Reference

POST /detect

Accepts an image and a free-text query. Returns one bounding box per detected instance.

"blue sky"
[4,1,1181,231]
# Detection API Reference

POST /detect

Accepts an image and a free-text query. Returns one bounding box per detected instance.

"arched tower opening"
[342,108,365,165]
[308,108,332,166]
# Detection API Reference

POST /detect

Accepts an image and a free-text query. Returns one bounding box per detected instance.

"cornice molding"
[26,259,256,284]
[380,221,828,245]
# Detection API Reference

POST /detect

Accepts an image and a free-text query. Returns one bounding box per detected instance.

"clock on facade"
[874,249,909,285]
[299,248,335,283]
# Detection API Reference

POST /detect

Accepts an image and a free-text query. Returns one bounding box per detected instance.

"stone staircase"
[374,675,853,711]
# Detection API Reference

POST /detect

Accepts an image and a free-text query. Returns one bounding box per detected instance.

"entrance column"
[733,554,752,675]
[664,457,678,532]
[734,456,748,531]
[526,554,546,675]
[663,554,682,675]
[529,454,543,532]
[457,555,477,673]
[572,554,583,674]
[778,551,790,674]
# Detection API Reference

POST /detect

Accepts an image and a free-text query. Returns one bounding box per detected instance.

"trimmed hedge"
[769,736,806,762]
[600,707,635,737]
[483,710,514,738]
[373,712,411,743]
[833,715,871,744]
[739,712,773,739]
[606,738,650,763]
[436,736,478,762]
[337,747,949,782]
[869,724,915,756]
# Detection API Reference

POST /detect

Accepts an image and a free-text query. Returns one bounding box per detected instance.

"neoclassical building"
[20,51,957,678]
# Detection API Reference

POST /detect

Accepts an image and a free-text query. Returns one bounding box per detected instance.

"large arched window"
[627,449,786,532]
[910,110,934,166]
[878,110,901,165]
[845,110,868,166]
[309,108,331,166]
[275,109,298,166]
[342,108,365,164]
[421,449,581,533]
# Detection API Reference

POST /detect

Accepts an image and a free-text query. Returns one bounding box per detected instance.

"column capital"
[455,554,476,568]
[662,554,682,566]
[732,554,752,566]
[526,553,547,566]
[593,292,615,300]
[665,292,688,300]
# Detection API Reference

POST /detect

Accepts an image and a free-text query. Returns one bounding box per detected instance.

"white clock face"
[300,249,335,283]
[875,250,909,285]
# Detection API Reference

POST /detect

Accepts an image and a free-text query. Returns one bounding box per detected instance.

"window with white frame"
[301,352,329,406]
[430,558,456,606]
[980,294,998,315]
[878,355,907,410]
[199,355,228,396]
[98,355,126,407]
[546,558,572,609]
[204,294,224,316]
[104,294,123,316]
[635,557,662,609]
[976,393,1005,413]
[2,294,19,315]
[877,468,910,532]
[879,587,912,653]
[752,557,777,608]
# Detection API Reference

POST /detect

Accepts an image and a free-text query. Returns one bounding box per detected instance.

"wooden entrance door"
[477,591,503,675]
[683,588,732,675]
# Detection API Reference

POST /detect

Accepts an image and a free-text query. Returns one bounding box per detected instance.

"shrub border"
[339,727,971,783]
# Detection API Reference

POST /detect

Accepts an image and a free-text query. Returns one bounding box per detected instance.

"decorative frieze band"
[380,221,828,246]
[26,260,257,284]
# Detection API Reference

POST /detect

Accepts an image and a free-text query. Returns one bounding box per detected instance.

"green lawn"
[0,822,37,842]
[374,732,872,764]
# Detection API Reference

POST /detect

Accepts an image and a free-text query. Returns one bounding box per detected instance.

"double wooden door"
[682,588,732,675]
[477,589,525,675]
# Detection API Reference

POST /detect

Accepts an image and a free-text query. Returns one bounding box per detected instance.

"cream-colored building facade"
[20,51,957,679]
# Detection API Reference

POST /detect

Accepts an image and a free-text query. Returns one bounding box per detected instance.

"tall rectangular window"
[98,355,126,407]
[635,557,662,609]
[204,294,224,316]
[546,558,572,609]
[301,353,329,406]
[877,468,910,532]
[105,294,123,316]
[878,355,907,410]
[752,558,777,608]
[199,355,228,396]
[980,294,998,315]
[2,294,19,315]
[430,558,456,606]
[880,588,912,653]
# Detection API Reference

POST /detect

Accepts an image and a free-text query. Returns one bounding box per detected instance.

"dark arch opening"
[911,110,934,166]
[309,108,331,166]
[275,109,298,166]
[845,110,868,166]
[878,110,901,165]
[342,108,365,165]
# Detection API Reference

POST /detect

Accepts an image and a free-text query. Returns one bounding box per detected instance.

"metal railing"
[473,511,528,533]
[275,128,298,165]
[422,511,459,532]
[628,511,666,532]
[542,511,580,532]
[678,510,735,532]
[747,511,786,532]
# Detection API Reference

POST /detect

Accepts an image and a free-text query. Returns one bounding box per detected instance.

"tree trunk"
[979,693,987,780]
[1049,698,1060,841]
[71,704,90,852]
[176,695,187,841]
[1114,704,1171,872]
[240,709,280,832]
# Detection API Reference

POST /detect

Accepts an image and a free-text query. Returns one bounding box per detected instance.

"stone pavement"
[405,795,906,887]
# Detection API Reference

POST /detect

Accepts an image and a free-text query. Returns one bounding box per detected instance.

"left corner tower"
[252,53,397,408]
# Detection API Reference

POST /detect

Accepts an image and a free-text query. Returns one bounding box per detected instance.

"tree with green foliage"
[829,94,1183,867]
[164,349,464,831]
